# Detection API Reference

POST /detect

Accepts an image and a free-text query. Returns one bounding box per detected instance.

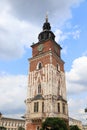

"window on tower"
[37,62,42,70]
[58,103,60,113]
[38,62,42,69]
[38,84,41,94]
[34,102,39,112]
[62,103,66,114]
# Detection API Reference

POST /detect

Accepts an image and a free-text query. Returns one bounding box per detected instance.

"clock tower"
[25,17,69,130]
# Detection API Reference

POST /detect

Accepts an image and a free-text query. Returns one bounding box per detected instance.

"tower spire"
[38,16,55,41]
[43,14,51,31]
[46,13,48,23]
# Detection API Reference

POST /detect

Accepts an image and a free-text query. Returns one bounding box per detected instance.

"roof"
[32,94,44,101]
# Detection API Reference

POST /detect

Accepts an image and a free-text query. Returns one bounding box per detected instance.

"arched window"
[37,62,42,70]
[38,84,41,94]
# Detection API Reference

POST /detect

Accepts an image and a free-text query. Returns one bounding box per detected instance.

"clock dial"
[38,44,43,51]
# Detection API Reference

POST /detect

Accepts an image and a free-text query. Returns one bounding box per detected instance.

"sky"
[0,0,87,124]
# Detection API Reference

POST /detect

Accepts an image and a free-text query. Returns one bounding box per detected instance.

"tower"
[25,17,68,130]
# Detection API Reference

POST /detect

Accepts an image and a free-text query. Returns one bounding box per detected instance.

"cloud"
[8,0,84,25]
[66,56,87,94]
[65,55,87,123]
[68,97,87,124]
[55,28,80,43]
[0,74,27,116]
[0,0,84,60]
[66,56,87,123]
[0,7,40,60]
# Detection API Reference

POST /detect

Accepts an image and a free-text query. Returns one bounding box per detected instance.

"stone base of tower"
[26,119,42,130]
[62,118,69,130]
[26,117,69,130]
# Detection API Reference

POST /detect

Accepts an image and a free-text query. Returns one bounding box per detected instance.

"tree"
[0,126,6,130]
[70,125,81,130]
[41,117,68,130]
[18,126,25,130]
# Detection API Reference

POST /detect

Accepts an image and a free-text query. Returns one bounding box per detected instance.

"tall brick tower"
[25,16,68,130]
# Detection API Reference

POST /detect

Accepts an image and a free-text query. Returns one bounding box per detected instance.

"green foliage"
[41,117,68,130]
[0,126,6,130]
[70,125,81,130]
[18,126,25,130]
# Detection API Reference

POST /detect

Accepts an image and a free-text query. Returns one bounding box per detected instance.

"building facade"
[25,17,69,130]
[69,117,82,130]
[82,125,87,130]
[0,114,25,130]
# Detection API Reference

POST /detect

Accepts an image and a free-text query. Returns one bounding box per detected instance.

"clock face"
[38,44,43,51]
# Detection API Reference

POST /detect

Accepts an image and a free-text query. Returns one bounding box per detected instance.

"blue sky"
[0,0,87,124]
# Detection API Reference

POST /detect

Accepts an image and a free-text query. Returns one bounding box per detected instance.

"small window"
[34,102,39,112]
[58,103,60,113]
[62,103,66,114]
[38,84,41,94]
[38,62,42,69]
[37,62,42,70]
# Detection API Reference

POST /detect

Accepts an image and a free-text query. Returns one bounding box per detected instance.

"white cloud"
[66,56,87,123]
[68,97,87,124]
[0,4,40,60]
[72,30,80,39]
[55,29,68,42]
[66,56,87,94]
[55,28,80,43]
[0,0,84,60]
[0,74,27,116]
[8,0,84,26]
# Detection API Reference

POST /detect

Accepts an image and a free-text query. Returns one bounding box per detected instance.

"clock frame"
[38,44,43,51]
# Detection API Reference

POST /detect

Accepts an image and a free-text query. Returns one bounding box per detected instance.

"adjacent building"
[82,125,87,130]
[69,117,82,130]
[0,113,25,130]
